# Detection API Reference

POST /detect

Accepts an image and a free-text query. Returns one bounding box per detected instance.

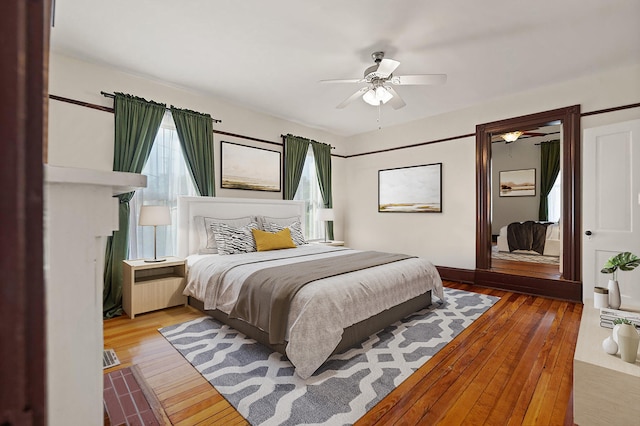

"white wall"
[48,55,640,271]
[491,140,541,235]
[343,64,640,270]
[48,53,348,239]
[345,137,476,269]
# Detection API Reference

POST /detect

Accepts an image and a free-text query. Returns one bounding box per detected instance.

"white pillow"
[257,215,302,230]
[546,223,560,240]
[195,216,256,254]
[266,221,307,246]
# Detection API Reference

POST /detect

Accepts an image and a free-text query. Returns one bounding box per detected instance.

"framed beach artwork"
[378,163,442,213]
[499,168,536,197]
[221,141,281,192]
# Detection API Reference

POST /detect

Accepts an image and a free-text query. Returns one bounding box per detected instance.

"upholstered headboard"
[177,196,306,257]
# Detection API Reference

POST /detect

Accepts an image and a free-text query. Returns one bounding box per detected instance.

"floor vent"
[103,348,121,369]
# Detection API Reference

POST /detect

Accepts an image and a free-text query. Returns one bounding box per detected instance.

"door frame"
[475,105,582,301]
[0,0,49,424]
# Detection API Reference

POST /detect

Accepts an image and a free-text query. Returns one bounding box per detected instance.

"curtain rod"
[280,134,335,149]
[534,139,561,146]
[100,91,222,123]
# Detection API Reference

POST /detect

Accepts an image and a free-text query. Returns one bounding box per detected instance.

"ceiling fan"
[321,51,447,110]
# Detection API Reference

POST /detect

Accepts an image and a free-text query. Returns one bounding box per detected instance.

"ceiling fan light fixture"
[362,86,393,106]
[501,131,523,142]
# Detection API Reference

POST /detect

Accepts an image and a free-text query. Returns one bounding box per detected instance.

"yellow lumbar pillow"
[252,228,296,251]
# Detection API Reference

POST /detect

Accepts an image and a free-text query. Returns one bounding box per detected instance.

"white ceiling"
[50,0,640,137]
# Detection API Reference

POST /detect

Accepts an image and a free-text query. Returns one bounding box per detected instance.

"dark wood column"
[0,0,49,424]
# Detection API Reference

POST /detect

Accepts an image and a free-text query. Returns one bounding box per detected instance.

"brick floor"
[104,367,161,426]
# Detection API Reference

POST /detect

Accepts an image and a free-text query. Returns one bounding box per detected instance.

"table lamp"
[139,205,171,262]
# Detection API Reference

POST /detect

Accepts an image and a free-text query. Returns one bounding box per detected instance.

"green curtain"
[311,141,334,240]
[538,140,561,221]
[170,106,215,196]
[283,134,310,200]
[103,93,166,318]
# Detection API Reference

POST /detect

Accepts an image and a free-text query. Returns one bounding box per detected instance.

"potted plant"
[601,252,640,309]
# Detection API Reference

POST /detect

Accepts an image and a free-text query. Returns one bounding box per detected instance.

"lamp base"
[144,258,167,263]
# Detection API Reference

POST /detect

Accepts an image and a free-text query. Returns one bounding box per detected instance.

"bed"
[496,221,560,256]
[177,196,444,379]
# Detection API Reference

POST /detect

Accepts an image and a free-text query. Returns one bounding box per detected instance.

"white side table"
[122,256,187,318]
[574,300,640,425]
[312,240,345,247]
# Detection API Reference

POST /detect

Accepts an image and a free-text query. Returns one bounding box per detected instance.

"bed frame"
[177,195,432,357]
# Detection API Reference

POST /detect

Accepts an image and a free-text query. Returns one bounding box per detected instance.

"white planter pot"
[617,323,640,363]
[608,279,621,309]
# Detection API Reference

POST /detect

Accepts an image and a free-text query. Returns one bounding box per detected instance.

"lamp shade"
[501,131,523,142]
[317,208,335,222]
[139,205,171,226]
[362,87,393,106]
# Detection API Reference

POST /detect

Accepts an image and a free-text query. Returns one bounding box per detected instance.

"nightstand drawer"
[132,276,186,314]
[122,257,187,318]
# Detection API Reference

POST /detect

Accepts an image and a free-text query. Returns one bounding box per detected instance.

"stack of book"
[600,307,640,330]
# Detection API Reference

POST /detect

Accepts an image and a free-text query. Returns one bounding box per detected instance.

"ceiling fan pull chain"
[378,103,382,129]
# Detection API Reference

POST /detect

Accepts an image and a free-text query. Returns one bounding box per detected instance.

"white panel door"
[583,119,640,304]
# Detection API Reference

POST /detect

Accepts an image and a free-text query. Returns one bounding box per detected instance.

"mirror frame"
[476,105,582,301]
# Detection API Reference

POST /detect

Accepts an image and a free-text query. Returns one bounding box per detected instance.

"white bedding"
[183,244,444,378]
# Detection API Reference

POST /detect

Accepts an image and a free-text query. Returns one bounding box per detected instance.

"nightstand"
[312,240,345,247]
[122,257,187,318]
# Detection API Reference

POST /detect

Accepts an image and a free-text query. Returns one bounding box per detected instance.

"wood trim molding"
[49,94,114,113]
[47,94,349,158]
[474,270,582,302]
[475,105,582,299]
[1,0,48,423]
[344,133,476,158]
[431,266,582,303]
[48,93,638,160]
[213,129,280,147]
[581,102,640,117]
[436,266,475,284]
[476,123,492,271]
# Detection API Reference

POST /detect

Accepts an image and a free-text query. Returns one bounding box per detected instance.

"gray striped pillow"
[212,222,259,255]
[267,221,306,246]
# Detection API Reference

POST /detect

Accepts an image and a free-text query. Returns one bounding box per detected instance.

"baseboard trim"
[475,269,582,302]
[435,266,583,303]
[436,266,475,284]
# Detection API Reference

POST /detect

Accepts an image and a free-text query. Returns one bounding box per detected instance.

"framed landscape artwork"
[378,163,442,213]
[499,168,536,197]
[221,141,281,192]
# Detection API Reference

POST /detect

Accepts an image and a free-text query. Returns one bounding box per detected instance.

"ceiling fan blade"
[375,58,400,78]
[385,87,406,110]
[390,74,447,85]
[336,87,369,109]
[320,78,364,84]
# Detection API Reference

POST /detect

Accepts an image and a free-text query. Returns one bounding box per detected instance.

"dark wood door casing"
[475,106,582,302]
[1,0,49,424]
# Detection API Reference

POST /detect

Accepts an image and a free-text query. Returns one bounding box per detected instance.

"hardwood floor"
[103,282,582,425]
[491,257,562,280]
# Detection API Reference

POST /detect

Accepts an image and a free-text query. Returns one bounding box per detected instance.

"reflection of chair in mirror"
[496,222,560,257]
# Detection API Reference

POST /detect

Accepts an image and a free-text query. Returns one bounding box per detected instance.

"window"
[547,174,561,223]
[293,145,325,240]
[128,112,197,259]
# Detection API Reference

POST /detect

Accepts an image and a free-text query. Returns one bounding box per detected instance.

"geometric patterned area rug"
[492,245,560,265]
[159,288,499,426]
